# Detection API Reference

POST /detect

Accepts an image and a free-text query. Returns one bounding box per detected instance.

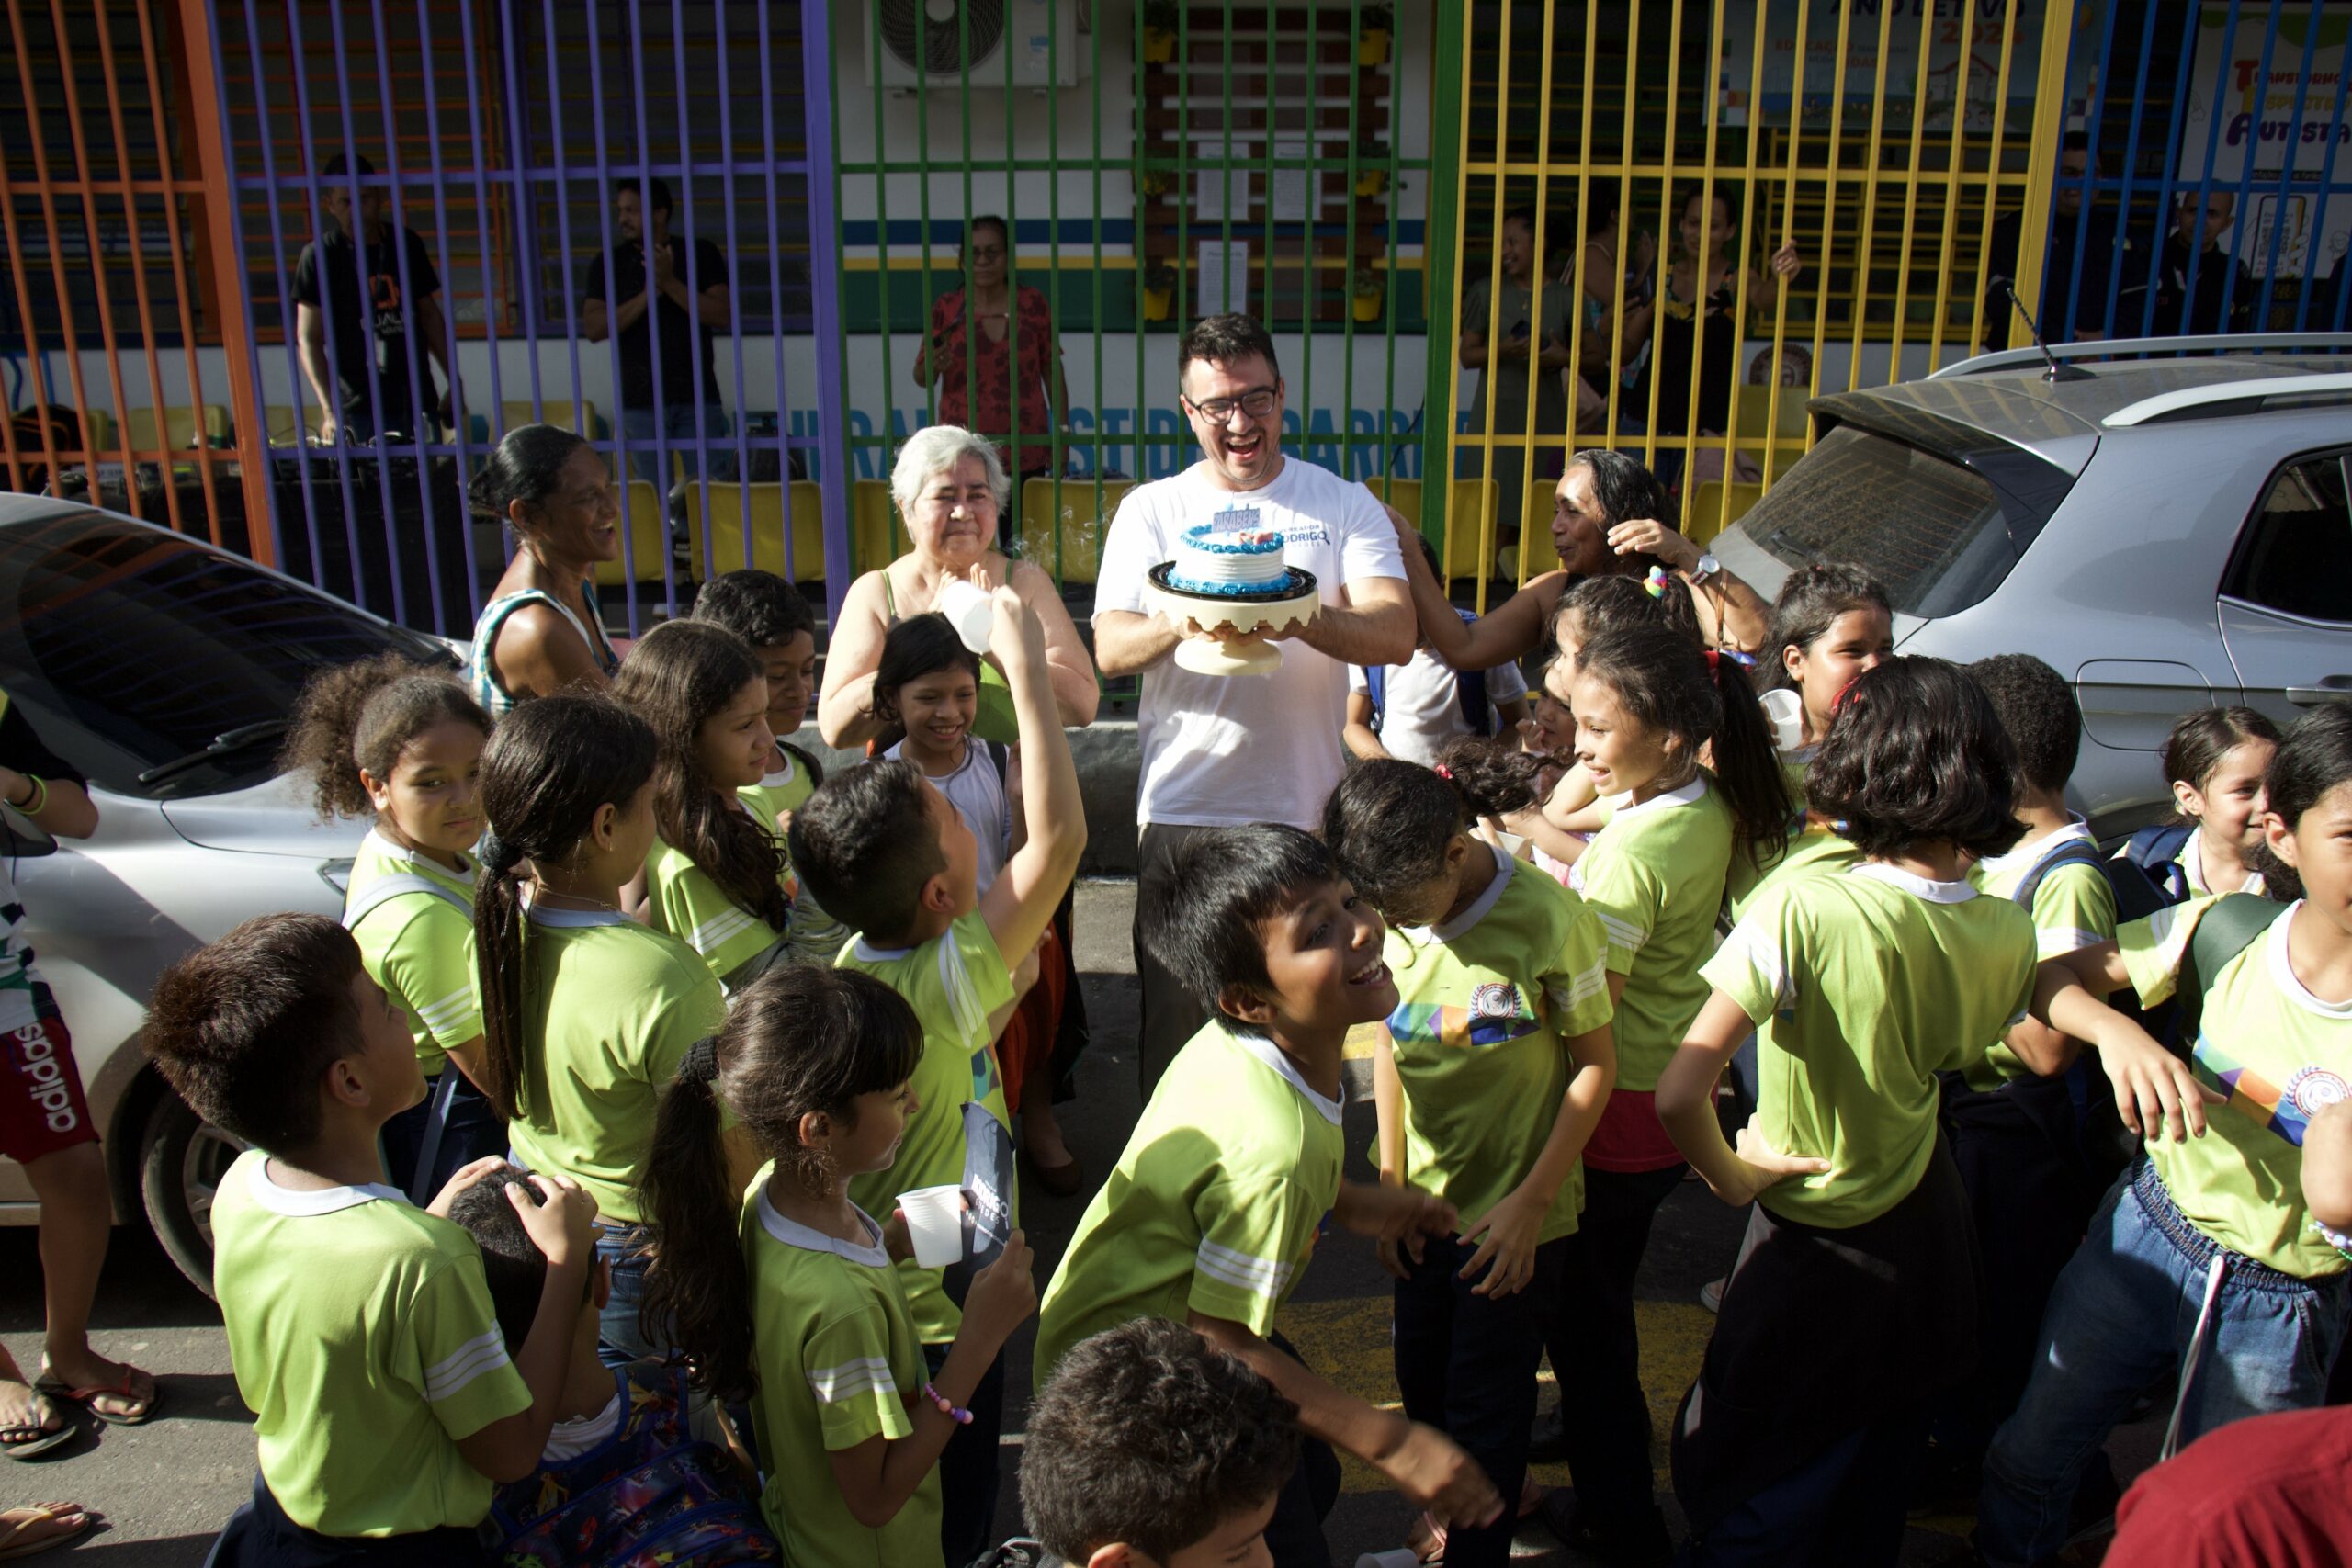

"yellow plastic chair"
[852,478,899,572]
[686,480,829,582]
[1684,480,1764,547]
[1018,476,1130,585]
[74,409,119,457]
[1732,392,1811,443]
[262,404,327,446]
[593,479,675,589]
[124,404,231,455]
[1368,477,1500,580]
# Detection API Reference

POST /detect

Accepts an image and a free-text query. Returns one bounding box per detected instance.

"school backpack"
[482,1359,780,1568]
[1363,609,1496,739]
[2117,822,2198,908]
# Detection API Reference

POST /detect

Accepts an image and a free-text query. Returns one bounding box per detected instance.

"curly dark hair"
[1969,653,2081,798]
[1807,657,2023,861]
[1022,1318,1301,1566]
[142,913,365,1153]
[613,619,791,935]
[1323,739,1549,916]
[281,653,490,821]
[692,569,817,650]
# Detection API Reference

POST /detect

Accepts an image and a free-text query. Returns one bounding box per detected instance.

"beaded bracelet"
[922,1381,973,1426]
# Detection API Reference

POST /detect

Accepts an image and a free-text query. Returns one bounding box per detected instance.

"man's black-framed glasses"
[1184,387,1279,423]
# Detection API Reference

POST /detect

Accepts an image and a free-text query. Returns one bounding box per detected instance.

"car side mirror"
[1,804,57,858]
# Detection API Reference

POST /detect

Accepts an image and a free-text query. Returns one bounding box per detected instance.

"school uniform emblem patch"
[1470,983,1521,1019]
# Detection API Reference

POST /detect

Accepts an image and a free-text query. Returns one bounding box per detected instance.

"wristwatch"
[1689,551,1723,585]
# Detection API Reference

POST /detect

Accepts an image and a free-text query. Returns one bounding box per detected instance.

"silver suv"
[1712,333,2352,837]
[0,495,456,1290]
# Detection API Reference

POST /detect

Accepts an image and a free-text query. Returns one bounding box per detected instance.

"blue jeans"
[1394,1234,1562,1568]
[595,1224,660,1368]
[620,400,733,485]
[1976,1159,2351,1565]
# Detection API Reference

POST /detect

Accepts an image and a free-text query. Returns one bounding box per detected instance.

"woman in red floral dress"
[913,216,1069,530]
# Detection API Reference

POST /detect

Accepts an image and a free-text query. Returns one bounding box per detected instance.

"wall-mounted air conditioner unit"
[865,0,1085,90]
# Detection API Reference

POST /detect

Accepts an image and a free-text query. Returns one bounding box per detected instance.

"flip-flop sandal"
[34,1364,156,1427]
[0,1500,95,1559]
[0,1422,74,1462]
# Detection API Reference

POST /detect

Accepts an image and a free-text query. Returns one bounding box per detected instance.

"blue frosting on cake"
[1165,523,1300,597]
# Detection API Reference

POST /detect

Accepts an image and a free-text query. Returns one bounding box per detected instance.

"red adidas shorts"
[0,988,96,1165]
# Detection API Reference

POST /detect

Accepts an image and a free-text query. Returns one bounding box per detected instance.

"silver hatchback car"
[1711,333,2352,837]
[0,494,459,1289]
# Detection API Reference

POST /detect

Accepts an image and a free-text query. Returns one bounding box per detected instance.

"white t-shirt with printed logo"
[1094,457,1407,829]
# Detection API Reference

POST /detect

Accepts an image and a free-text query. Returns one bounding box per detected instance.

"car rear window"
[0,510,453,799]
[1736,425,2024,618]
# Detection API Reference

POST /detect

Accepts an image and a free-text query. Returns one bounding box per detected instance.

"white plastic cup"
[1357,1551,1421,1568]
[898,1184,965,1268]
[1759,686,1805,754]
[933,578,993,655]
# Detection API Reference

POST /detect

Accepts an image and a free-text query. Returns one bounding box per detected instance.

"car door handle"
[2287,677,2352,705]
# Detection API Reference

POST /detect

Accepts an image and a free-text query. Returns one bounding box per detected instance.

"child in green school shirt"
[788,581,1085,1568]
[144,913,595,1566]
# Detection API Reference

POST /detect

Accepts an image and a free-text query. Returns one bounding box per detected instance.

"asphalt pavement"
[4,878,2159,1563]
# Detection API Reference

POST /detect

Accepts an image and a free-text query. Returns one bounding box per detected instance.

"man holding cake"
[1094,312,1415,1092]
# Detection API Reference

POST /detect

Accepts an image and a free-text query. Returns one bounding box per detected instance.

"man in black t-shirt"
[2143,187,2259,336]
[582,176,734,482]
[292,152,456,444]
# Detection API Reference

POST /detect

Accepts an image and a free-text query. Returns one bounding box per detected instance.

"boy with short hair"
[788,581,1086,1567]
[694,568,845,964]
[1020,1317,1302,1568]
[1931,654,2126,1493]
[142,913,594,1565]
[1032,825,1500,1568]
[447,1164,776,1565]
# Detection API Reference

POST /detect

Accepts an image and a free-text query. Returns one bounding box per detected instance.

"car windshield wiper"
[136,720,290,787]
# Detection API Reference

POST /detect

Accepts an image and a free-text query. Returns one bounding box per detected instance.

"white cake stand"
[1143,562,1321,678]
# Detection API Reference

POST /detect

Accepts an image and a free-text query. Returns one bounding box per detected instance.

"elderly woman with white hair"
[817,423,1098,748]
[816,423,1098,1199]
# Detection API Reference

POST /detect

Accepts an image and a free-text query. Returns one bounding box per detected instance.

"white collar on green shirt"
[1401,842,1515,946]
[365,825,476,888]
[2264,901,2352,1019]
[521,896,633,929]
[763,744,798,790]
[2181,829,2267,897]
[756,1189,892,1266]
[850,935,917,962]
[1610,776,1709,818]
[244,1154,409,1216]
[1976,814,2095,879]
[1227,1028,1345,1125]
[1847,861,1978,904]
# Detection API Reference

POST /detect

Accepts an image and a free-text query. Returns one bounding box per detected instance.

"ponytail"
[639,1064,753,1395]
[639,966,923,1398]
[471,694,659,1121]
[281,652,489,821]
[1575,626,1791,864]
[1705,648,1792,865]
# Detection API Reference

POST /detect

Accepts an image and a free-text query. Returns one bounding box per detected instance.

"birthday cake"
[1165,522,1297,597]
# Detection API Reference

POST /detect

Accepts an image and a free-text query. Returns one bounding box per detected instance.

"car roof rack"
[1932,331,2352,379]
[2099,371,2352,427]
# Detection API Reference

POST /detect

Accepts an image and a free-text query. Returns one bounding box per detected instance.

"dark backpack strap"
[2125,823,2198,907]
[779,739,824,787]
[985,739,1009,789]
[2009,836,2105,914]
[409,1066,463,1200]
[2176,892,2277,1049]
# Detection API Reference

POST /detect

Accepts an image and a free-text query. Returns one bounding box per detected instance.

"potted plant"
[1354,143,1391,197]
[1142,261,1180,321]
[1351,267,1385,323]
[1358,3,1393,65]
[1136,165,1175,199]
[1142,0,1179,62]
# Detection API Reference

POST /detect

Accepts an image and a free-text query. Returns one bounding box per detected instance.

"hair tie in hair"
[479,828,517,874]
[1832,679,1863,713]
[1434,764,1453,781]
[1642,565,1668,600]
[1704,649,1719,672]
[680,1035,721,1087]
